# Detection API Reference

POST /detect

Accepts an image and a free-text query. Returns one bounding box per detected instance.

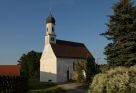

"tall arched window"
[52,27,54,32]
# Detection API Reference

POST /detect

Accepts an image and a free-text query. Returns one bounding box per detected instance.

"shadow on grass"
[30,86,63,93]
[29,79,56,90]
[29,79,63,93]
[59,86,87,93]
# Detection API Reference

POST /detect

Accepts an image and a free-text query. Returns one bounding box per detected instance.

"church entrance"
[67,70,69,81]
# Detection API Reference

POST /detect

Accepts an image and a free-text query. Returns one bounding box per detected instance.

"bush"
[75,57,97,84]
[75,63,86,83]
[99,64,109,73]
[88,65,136,93]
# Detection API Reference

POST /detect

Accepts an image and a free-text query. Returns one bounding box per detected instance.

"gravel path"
[58,82,88,93]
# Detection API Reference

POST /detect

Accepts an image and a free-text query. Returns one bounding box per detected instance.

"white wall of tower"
[46,23,55,35]
[45,23,56,45]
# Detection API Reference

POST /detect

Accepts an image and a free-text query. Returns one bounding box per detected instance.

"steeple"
[46,14,55,25]
[45,14,56,45]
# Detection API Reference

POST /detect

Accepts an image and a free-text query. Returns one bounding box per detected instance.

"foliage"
[18,51,42,79]
[75,62,86,83]
[99,64,110,73]
[75,57,98,84]
[85,57,98,85]
[88,65,136,93]
[101,0,136,67]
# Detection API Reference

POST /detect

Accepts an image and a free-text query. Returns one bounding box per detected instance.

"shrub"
[75,57,98,84]
[75,63,86,83]
[88,65,136,93]
[99,64,109,73]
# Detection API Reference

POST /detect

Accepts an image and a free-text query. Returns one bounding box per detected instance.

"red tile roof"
[0,65,20,76]
[51,40,93,59]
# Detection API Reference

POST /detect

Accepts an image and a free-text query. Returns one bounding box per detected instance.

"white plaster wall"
[46,23,55,35]
[40,44,57,82]
[45,23,56,45]
[57,58,86,82]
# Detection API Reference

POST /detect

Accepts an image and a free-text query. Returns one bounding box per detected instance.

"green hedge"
[88,65,136,93]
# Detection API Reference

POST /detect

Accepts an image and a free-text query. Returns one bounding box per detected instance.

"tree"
[85,57,98,85]
[101,0,136,67]
[18,51,42,79]
[75,57,98,85]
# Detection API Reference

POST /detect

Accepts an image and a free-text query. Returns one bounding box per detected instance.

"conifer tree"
[101,0,136,67]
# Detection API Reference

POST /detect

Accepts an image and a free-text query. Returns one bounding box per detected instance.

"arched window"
[47,28,48,32]
[52,27,54,32]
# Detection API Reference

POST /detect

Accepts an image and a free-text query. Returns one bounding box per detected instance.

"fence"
[0,76,28,93]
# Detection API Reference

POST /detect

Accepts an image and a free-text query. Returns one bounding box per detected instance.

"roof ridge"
[56,39,85,46]
[0,65,19,66]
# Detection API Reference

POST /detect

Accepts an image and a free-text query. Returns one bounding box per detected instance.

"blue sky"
[0,0,135,65]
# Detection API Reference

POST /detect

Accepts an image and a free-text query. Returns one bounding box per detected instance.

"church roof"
[0,65,20,76]
[51,40,93,59]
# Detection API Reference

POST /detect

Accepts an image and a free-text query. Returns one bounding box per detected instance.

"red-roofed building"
[0,65,20,76]
[40,15,95,83]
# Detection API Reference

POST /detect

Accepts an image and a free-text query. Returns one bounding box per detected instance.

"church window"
[47,28,48,32]
[52,27,54,32]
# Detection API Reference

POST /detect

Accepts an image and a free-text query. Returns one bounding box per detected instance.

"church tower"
[45,14,56,45]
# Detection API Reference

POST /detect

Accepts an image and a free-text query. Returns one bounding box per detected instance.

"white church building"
[40,15,94,83]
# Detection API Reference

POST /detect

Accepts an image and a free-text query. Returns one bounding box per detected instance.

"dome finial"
[49,6,53,17]
[46,12,55,24]
[46,3,55,25]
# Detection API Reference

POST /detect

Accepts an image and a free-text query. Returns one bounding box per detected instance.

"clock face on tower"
[51,37,54,41]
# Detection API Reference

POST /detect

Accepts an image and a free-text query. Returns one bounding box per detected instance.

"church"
[40,15,95,83]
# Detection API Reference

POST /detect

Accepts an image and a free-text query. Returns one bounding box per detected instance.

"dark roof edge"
[56,56,87,59]
[56,39,85,46]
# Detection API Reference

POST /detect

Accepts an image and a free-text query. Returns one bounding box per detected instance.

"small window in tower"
[51,37,54,41]
[52,27,54,32]
[47,28,48,32]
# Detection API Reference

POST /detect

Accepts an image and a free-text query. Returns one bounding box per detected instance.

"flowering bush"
[88,65,136,93]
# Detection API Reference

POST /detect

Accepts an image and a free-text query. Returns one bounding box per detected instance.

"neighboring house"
[0,65,20,76]
[40,15,95,83]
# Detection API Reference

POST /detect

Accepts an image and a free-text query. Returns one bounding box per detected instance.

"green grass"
[29,79,54,89]
[28,79,63,93]
[30,86,62,93]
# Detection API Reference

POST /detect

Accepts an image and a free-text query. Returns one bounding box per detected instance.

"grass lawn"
[29,79,63,93]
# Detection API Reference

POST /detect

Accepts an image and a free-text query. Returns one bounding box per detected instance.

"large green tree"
[101,0,136,67]
[18,51,42,79]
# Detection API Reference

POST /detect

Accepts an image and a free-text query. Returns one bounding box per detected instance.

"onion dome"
[46,16,55,24]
